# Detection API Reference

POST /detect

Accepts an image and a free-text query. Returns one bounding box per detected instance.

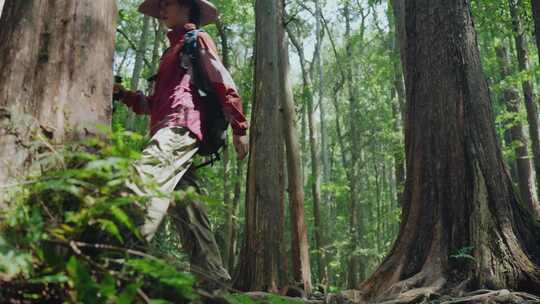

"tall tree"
[390,1,406,206]
[0,0,117,190]
[391,0,406,73]
[280,0,312,293]
[359,0,540,301]
[315,0,329,180]
[287,24,329,286]
[215,17,235,272]
[532,0,540,63]
[126,14,151,130]
[496,43,537,213]
[234,0,286,292]
[509,0,540,215]
[343,0,367,288]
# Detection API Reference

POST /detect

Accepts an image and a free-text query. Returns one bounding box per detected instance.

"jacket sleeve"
[196,32,249,136]
[120,90,152,115]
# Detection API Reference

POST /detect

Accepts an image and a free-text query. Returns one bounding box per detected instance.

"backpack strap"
[180,29,210,95]
[180,29,227,162]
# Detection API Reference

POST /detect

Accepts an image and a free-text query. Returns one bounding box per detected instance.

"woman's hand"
[233,134,249,160]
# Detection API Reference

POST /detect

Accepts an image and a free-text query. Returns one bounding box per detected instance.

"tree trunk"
[391,33,406,207]
[280,7,312,293]
[315,0,329,181]
[343,1,365,288]
[287,24,328,286]
[359,0,540,300]
[234,0,285,292]
[126,14,150,130]
[0,0,116,190]
[532,0,540,64]
[226,161,243,271]
[496,44,537,214]
[150,19,165,74]
[391,0,406,75]
[215,17,234,273]
[509,0,540,215]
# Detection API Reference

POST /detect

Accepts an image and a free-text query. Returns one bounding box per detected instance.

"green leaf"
[117,282,142,304]
[110,206,138,235]
[96,219,123,243]
[66,257,99,303]
[126,258,197,300]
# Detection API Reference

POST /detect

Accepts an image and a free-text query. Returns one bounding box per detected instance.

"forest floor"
[220,289,540,304]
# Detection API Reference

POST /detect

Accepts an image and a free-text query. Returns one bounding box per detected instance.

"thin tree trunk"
[532,0,540,64]
[287,25,328,286]
[215,17,234,271]
[315,0,329,180]
[280,8,312,293]
[391,46,406,206]
[359,0,540,300]
[509,0,540,215]
[391,0,406,207]
[150,19,165,72]
[343,0,365,288]
[227,161,243,271]
[116,49,130,75]
[126,15,150,130]
[391,0,406,75]
[0,0,117,191]
[496,44,537,213]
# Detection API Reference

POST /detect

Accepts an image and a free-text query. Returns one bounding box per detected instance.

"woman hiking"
[113,0,249,289]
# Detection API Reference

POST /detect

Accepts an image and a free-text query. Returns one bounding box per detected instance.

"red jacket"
[121,23,248,140]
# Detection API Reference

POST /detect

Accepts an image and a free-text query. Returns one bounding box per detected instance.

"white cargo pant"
[125,126,231,282]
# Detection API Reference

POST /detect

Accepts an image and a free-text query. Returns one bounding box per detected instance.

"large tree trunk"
[280,5,312,293]
[359,0,540,301]
[234,0,285,292]
[495,44,537,214]
[0,0,116,192]
[509,0,540,215]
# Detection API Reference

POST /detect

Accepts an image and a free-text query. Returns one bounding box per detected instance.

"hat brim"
[138,0,218,27]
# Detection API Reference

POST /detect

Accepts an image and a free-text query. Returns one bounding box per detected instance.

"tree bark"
[532,0,540,64]
[391,0,406,75]
[496,44,537,214]
[234,0,285,292]
[509,0,540,215]
[150,19,165,74]
[287,24,328,286]
[280,6,312,293]
[0,0,116,190]
[126,14,150,130]
[359,0,540,301]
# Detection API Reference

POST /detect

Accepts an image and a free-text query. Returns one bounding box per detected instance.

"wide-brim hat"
[138,0,219,27]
